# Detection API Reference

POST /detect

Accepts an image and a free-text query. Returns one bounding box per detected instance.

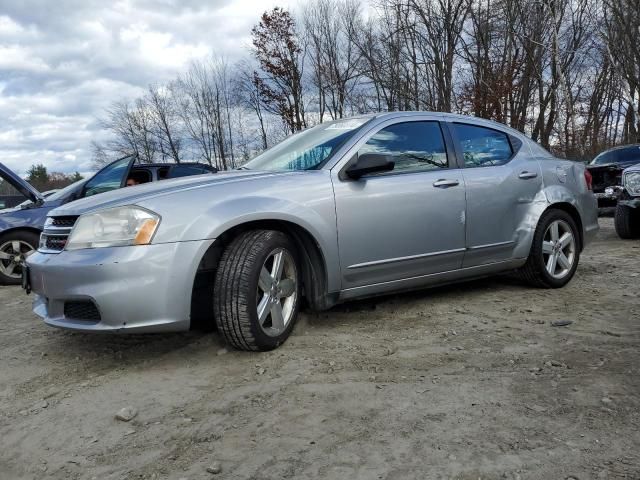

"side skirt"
[337,258,526,302]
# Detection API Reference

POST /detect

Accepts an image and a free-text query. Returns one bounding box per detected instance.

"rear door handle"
[518,171,538,179]
[433,179,460,188]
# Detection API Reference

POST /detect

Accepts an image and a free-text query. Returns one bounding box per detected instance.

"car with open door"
[25,112,599,351]
[0,157,216,285]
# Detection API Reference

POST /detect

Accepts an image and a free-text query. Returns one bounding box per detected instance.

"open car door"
[0,162,45,206]
[79,156,136,199]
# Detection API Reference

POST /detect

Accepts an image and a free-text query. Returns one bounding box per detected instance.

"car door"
[446,121,543,267]
[80,156,136,199]
[331,119,467,290]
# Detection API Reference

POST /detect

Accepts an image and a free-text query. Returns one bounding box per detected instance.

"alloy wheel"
[542,220,576,279]
[256,248,298,337]
[0,240,34,279]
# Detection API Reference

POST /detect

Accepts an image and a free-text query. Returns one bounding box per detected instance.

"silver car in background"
[25,112,599,351]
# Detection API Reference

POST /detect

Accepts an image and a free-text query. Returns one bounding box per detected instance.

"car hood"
[0,205,22,214]
[0,162,44,204]
[50,170,297,216]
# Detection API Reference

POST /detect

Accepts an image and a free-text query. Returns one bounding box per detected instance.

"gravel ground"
[1,217,639,480]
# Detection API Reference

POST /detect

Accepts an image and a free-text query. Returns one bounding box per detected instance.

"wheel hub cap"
[256,248,298,337]
[542,220,576,280]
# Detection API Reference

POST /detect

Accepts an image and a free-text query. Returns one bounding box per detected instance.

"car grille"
[39,215,79,253]
[64,301,101,322]
[51,216,78,227]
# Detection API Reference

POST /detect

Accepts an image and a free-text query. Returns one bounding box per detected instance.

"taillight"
[584,169,593,190]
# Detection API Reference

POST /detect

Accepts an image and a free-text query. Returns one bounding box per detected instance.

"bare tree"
[147,84,183,163]
[303,0,363,120]
[93,0,638,167]
[603,0,640,143]
[175,58,234,170]
[235,61,270,149]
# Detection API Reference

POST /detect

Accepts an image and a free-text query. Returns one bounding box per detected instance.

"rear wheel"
[518,209,580,288]
[614,204,640,239]
[213,230,301,351]
[0,231,39,285]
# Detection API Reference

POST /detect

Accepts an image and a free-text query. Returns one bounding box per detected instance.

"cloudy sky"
[0,0,299,177]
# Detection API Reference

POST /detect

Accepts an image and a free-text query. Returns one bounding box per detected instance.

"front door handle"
[433,179,460,188]
[518,171,538,179]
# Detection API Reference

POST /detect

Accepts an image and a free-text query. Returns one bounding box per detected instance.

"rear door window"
[452,123,513,167]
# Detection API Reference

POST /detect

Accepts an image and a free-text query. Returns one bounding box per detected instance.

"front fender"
[139,173,341,292]
[187,195,334,247]
[0,206,49,237]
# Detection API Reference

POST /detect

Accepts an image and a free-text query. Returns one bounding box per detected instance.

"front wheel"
[614,204,640,239]
[518,209,580,288]
[0,231,40,285]
[213,230,301,351]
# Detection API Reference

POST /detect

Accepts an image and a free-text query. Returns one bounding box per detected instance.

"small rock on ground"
[551,320,573,327]
[206,462,222,474]
[115,406,138,422]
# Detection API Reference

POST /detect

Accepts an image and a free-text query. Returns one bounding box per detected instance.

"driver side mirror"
[345,153,395,180]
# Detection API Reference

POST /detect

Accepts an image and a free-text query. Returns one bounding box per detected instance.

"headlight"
[624,172,640,195]
[65,206,160,250]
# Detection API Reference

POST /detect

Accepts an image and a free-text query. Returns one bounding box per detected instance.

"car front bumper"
[619,198,640,208]
[26,239,214,333]
[595,188,622,208]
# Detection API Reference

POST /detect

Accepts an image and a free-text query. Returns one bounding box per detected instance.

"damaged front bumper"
[26,239,213,333]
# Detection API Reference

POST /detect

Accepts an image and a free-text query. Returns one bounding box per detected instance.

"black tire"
[0,230,40,285]
[614,204,640,239]
[213,230,301,351]
[518,209,580,289]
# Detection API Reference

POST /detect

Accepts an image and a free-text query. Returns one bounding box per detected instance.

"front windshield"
[242,117,371,171]
[46,179,86,202]
[591,146,640,165]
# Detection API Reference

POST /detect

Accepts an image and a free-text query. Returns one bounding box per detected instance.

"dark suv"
[0,157,216,284]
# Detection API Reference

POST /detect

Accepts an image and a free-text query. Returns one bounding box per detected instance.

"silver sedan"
[26,112,599,350]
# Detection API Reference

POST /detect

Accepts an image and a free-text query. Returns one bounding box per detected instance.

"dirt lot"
[1,217,639,480]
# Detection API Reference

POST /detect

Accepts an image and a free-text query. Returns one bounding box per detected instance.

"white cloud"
[0,0,297,176]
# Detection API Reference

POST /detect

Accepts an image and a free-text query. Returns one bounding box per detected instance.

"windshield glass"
[591,146,640,165]
[46,179,86,202]
[242,117,371,171]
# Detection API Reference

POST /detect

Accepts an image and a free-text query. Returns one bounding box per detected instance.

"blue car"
[0,157,216,285]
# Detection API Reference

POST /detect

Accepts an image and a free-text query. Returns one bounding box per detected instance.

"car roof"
[598,144,640,154]
[133,162,213,167]
[369,111,526,136]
